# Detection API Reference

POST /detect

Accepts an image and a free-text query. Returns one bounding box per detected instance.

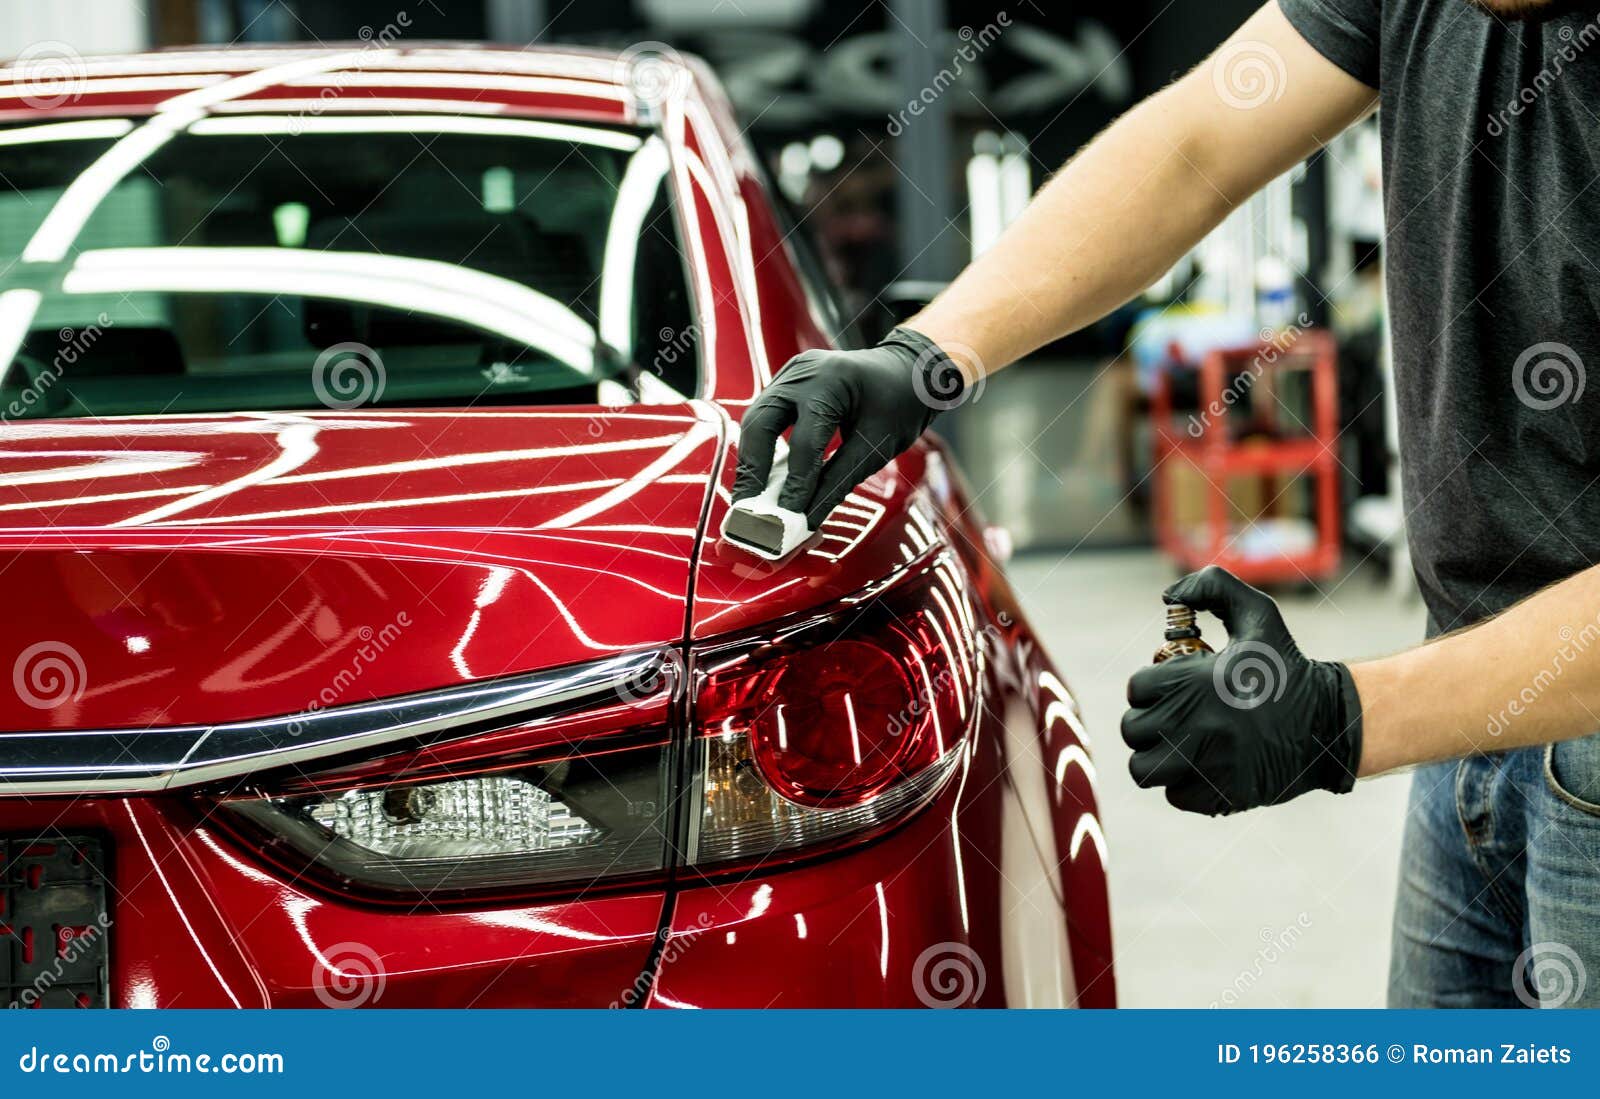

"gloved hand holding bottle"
[1121,566,1364,815]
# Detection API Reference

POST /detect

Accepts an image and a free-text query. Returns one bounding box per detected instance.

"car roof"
[0,43,701,125]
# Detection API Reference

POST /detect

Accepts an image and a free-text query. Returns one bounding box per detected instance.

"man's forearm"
[906,84,1236,376]
[1352,563,1600,775]
[906,1,1377,379]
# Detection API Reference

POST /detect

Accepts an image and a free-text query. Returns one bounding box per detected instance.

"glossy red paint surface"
[0,46,1113,1008]
[0,409,716,730]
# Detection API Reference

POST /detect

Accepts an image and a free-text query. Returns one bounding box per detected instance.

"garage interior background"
[7,0,1420,1007]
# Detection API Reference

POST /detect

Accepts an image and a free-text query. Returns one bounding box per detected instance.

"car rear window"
[0,115,698,417]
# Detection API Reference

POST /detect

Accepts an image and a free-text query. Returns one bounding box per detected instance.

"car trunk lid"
[0,407,720,731]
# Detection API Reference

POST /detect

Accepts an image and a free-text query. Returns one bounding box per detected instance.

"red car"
[0,44,1111,1008]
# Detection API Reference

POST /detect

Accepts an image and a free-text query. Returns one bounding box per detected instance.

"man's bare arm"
[1353,564,1600,775]
[733,1,1375,527]
[910,1,1377,378]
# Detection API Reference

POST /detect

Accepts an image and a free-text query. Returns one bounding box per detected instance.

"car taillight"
[221,740,671,898]
[213,670,679,902]
[688,554,978,866]
[210,554,977,897]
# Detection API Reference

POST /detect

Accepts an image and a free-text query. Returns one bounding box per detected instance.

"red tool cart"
[1151,328,1342,585]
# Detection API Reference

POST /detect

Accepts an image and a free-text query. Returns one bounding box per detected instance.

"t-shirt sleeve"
[1277,0,1381,88]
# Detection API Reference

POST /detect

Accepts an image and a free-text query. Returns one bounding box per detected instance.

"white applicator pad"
[721,444,814,561]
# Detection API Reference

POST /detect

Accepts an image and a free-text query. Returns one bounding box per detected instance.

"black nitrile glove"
[732,328,963,529]
[1120,566,1363,816]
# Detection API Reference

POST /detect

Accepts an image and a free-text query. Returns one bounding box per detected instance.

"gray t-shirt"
[1280,0,1600,632]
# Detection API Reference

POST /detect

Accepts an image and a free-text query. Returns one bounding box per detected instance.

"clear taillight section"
[692,730,961,864]
[214,553,979,896]
[688,555,978,866]
[220,742,671,898]
[304,775,599,859]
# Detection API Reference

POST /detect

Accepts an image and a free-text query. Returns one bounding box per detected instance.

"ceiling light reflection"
[188,113,641,150]
[0,118,135,146]
[599,136,669,358]
[1070,813,1107,864]
[64,247,597,372]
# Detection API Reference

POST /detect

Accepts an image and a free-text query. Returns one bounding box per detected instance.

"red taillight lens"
[748,639,919,807]
[690,554,978,862]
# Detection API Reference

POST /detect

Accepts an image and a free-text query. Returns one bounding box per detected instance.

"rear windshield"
[0,115,698,418]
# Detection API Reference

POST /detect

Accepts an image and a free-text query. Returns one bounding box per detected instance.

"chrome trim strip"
[0,648,672,796]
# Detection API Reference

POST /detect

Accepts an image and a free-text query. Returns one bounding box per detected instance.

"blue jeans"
[1388,735,1600,1007]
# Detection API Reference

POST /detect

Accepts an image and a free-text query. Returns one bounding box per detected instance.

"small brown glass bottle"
[1153,604,1214,663]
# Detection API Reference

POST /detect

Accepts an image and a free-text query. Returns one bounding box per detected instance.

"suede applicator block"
[721,448,813,561]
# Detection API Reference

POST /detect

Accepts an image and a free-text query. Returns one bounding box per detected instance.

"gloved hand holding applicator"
[724,328,965,559]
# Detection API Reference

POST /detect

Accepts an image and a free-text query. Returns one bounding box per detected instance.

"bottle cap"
[1163,603,1201,641]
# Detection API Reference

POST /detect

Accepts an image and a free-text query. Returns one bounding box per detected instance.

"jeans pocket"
[1544,733,1600,817]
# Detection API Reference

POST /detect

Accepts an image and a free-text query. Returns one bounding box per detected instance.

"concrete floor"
[1008,549,1428,1008]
